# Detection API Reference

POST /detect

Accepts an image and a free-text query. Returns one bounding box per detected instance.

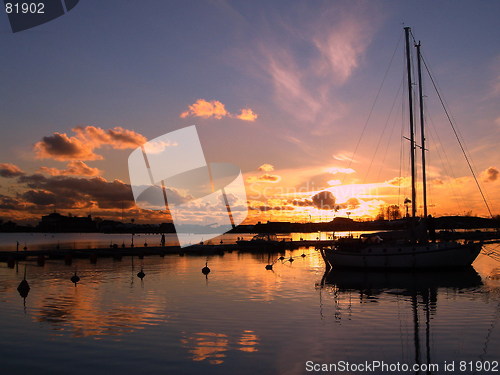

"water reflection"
[319,267,495,373]
[32,288,166,337]
[180,330,260,365]
[0,248,497,374]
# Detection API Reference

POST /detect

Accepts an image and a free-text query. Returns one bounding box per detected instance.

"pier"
[0,239,338,263]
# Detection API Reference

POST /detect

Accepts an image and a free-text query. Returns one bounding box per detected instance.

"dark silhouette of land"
[0,212,498,234]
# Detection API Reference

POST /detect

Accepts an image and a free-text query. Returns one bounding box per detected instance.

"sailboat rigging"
[320,27,484,269]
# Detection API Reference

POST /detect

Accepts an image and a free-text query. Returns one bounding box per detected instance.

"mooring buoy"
[202,262,210,275]
[17,266,30,299]
[70,271,80,285]
[137,268,145,279]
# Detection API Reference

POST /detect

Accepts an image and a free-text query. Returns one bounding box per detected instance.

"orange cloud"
[180,99,228,119]
[34,132,100,161]
[482,166,499,182]
[73,126,146,149]
[258,163,274,172]
[0,163,25,178]
[34,126,147,161]
[38,161,101,177]
[235,108,258,121]
[180,99,258,121]
[246,174,281,183]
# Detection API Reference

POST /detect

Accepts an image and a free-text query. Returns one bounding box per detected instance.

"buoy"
[17,267,30,299]
[289,257,294,262]
[265,264,273,270]
[70,271,80,285]
[301,253,306,257]
[144,241,148,247]
[202,262,210,275]
[137,268,145,279]
[279,256,285,261]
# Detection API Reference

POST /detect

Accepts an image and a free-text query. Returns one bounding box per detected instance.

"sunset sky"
[0,0,499,224]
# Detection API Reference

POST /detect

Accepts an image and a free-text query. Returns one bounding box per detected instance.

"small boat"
[236,233,289,250]
[321,27,484,270]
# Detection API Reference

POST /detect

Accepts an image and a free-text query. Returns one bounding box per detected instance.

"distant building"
[38,213,96,232]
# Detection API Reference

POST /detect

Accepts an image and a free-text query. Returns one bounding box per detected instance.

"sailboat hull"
[321,242,482,269]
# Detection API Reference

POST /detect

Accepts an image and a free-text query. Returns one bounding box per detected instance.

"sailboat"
[320,27,483,269]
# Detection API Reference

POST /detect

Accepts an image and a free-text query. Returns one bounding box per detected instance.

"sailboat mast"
[416,41,428,218]
[404,27,417,218]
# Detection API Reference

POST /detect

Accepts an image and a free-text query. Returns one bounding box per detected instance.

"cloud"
[18,174,135,210]
[333,152,357,163]
[246,174,281,183]
[344,197,360,209]
[288,198,313,207]
[483,166,499,182]
[34,126,147,161]
[34,132,99,161]
[0,194,24,210]
[235,108,258,121]
[180,99,258,121]
[142,140,178,154]
[327,167,356,175]
[73,126,146,149]
[258,163,274,172]
[249,6,379,134]
[311,191,336,210]
[20,190,57,206]
[0,163,25,178]
[180,99,228,119]
[312,17,372,84]
[38,161,101,177]
[386,176,411,186]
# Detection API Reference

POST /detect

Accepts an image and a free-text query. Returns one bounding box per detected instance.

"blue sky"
[0,0,499,221]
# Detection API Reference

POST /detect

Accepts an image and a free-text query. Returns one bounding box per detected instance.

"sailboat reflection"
[319,268,483,374]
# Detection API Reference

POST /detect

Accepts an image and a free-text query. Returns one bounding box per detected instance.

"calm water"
[0,236,498,374]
